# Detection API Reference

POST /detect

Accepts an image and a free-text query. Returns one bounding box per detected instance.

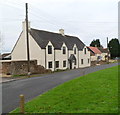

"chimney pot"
[59,29,65,36]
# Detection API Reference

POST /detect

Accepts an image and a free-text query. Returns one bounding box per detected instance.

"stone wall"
[2,61,11,75]
[2,60,51,75]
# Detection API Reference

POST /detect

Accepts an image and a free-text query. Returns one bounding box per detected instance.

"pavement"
[2,63,119,114]
[0,77,17,83]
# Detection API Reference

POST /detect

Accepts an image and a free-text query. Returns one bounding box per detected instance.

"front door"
[70,60,72,69]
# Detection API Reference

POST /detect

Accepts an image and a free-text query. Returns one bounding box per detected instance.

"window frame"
[63,46,66,54]
[55,61,59,68]
[88,58,90,64]
[63,60,66,67]
[48,61,52,68]
[81,59,83,65]
[74,47,76,54]
[84,48,86,54]
[48,45,52,54]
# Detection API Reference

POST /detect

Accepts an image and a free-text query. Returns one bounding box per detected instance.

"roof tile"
[30,28,85,50]
[88,47,102,54]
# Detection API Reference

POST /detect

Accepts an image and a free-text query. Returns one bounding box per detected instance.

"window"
[88,59,90,64]
[55,61,59,68]
[63,47,66,54]
[48,61,52,68]
[81,59,83,64]
[84,48,86,54]
[63,61,66,67]
[74,48,76,54]
[48,45,52,54]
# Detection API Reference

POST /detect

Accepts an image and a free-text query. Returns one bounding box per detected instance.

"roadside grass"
[11,61,118,79]
[11,66,119,113]
[12,74,42,78]
[12,69,69,78]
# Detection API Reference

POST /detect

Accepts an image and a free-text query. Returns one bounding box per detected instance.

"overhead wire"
[1,1,117,31]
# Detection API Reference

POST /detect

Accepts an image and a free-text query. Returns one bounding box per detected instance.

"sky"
[0,0,119,53]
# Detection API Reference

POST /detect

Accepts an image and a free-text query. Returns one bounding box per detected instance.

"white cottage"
[97,47,110,61]
[11,21,91,71]
[87,46,102,61]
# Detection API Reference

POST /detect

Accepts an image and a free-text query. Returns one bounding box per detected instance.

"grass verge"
[11,66,119,113]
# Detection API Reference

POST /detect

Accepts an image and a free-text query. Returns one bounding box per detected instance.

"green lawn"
[11,66,119,113]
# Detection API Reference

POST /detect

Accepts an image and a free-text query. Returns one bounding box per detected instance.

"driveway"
[2,63,119,114]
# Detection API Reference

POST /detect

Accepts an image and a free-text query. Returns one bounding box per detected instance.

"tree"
[108,38,120,58]
[90,39,101,47]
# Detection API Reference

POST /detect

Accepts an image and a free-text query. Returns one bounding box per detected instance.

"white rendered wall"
[55,43,68,70]
[11,21,91,71]
[79,46,91,68]
[11,31,27,60]
[11,21,45,67]
[101,53,107,61]
[46,41,55,71]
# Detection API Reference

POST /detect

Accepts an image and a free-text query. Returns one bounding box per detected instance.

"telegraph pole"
[26,3,30,76]
[107,37,108,47]
[107,37,109,63]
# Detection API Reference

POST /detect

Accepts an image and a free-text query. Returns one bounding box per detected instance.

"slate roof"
[87,47,102,54]
[30,28,85,50]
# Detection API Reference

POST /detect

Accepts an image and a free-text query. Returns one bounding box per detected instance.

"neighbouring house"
[11,21,91,71]
[97,47,110,61]
[87,46,102,61]
[87,46,110,62]
[0,53,11,60]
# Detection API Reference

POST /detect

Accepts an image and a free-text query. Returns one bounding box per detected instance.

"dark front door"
[69,54,76,69]
[70,60,72,69]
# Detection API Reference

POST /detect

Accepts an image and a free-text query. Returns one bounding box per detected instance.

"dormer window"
[74,47,76,54]
[48,45,52,54]
[63,47,66,54]
[84,48,86,54]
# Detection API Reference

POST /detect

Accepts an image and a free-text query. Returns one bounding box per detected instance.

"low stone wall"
[91,60,108,66]
[2,60,51,75]
[2,61,11,75]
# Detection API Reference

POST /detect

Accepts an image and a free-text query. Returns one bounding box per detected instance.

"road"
[2,63,119,113]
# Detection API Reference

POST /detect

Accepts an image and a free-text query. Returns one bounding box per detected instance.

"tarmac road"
[2,63,119,114]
